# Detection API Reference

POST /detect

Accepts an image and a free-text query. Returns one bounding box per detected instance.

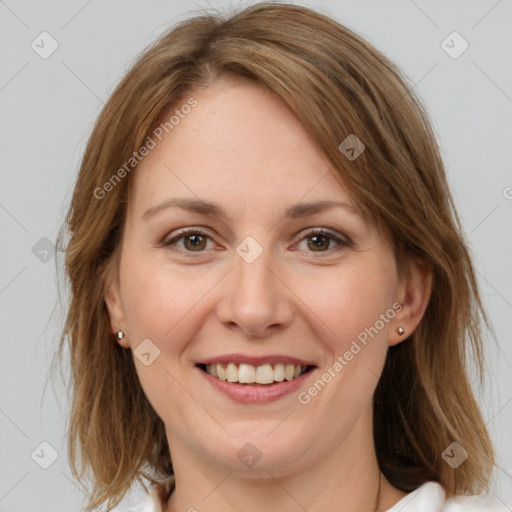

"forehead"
[129,80,353,217]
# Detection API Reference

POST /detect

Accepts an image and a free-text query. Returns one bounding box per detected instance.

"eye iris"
[307,234,330,251]
[184,234,206,251]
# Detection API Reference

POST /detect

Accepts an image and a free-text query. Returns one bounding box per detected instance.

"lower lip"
[197,366,315,404]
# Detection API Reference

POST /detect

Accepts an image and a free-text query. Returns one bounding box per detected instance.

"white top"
[118,478,508,512]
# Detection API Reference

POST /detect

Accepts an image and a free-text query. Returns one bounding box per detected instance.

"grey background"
[0,0,511,511]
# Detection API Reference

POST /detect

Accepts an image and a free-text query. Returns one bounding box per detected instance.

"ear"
[389,257,433,347]
[104,265,130,349]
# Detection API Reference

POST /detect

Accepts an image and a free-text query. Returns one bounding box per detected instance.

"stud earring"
[116,331,125,340]
[397,327,405,336]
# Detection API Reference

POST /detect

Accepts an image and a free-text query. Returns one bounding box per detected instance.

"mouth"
[195,359,317,404]
[196,362,315,386]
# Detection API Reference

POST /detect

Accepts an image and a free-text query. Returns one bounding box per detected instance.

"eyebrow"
[141,197,358,221]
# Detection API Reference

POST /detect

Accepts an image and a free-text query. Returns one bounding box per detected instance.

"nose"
[215,247,294,337]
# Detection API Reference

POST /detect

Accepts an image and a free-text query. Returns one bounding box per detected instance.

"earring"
[116,331,125,340]
[397,327,405,336]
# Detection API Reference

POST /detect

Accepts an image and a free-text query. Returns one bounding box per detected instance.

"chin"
[199,424,311,475]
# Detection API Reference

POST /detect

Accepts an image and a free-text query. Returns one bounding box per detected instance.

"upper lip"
[196,354,316,367]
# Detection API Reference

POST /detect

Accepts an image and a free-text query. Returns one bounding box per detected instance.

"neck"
[162,414,407,512]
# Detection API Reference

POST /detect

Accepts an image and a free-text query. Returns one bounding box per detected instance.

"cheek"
[121,257,220,346]
[293,260,396,351]
[120,260,216,419]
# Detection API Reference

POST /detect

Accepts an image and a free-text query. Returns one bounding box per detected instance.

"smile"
[200,362,312,385]
[196,361,316,404]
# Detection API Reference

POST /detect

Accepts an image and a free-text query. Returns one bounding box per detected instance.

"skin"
[105,79,432,512]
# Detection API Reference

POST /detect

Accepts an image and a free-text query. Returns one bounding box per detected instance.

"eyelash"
[161,228,351,257]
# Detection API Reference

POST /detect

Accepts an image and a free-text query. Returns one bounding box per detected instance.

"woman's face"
[106,79,418,476]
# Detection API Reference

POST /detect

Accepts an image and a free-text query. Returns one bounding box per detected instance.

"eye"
[162,229,215,252]
[161,227,351,256]
[295,228,350,254]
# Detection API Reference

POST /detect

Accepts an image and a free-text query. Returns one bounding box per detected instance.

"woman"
[56,2,507,511]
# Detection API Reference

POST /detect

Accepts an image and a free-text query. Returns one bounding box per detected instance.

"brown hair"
[54,2,496,509]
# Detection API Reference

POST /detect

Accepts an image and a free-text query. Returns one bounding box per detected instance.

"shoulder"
[113,475,175,512]
[385,481,508,512]
[445,492,509,512]
[113,478,508,512]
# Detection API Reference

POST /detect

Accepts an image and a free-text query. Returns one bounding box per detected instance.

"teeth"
[217,364,227,381]
[285,364,295,381]
[204,362,307,384]
[226,362,238,383]
[255,364,274,384]
[274,363,285,382]
[238,363,256,383]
